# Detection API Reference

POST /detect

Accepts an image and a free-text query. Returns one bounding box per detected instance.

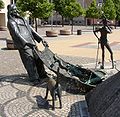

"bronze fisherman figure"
[7,4,48,83]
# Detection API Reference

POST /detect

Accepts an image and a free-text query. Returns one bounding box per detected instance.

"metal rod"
[51,0,53,29]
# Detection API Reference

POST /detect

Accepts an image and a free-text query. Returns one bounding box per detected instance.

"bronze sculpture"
[94,18,114,69]
[7,4,48,83]
[6,4,106,94]
[45,67,62,110]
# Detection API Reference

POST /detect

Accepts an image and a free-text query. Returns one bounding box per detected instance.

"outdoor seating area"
[46,30,58,37]
[46,29,71,37]
[60,29,71,35]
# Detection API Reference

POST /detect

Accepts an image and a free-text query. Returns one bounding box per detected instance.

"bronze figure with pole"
[94,11,114,69]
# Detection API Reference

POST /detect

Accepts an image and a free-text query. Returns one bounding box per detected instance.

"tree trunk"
[71,19,74,35]
[56,12,57,26]
[85,17,87,26]
[35,18,37,32]
[62,16,64,27]
[93,18,95,31]
[115,19,117,29]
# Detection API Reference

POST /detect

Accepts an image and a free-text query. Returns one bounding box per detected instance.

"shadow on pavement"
[33,95,50,110]
[0,74,46,87]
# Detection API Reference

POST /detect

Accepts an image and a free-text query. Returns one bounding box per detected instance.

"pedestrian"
[7,4,48,84]
[94,21,114,69]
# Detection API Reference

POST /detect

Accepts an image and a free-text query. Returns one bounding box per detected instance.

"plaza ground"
[0,26,120,116]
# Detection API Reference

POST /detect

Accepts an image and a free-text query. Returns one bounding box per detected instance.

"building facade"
[0,0,12,29]
[47,0,104,26]
[0,0,105,28]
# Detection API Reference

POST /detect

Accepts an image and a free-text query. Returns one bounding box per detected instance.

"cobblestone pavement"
[0,50,94,117]
[0,26,120,117]
[0,49,119,117]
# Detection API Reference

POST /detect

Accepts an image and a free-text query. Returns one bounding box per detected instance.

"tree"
[0,0,4,9]
[63,2,83,34]
[112,0,120,27]
[53,0,66,26]
[16,0,54,31]
[53,0,77,27]
[86,0,99,30]
[102,0,116,20]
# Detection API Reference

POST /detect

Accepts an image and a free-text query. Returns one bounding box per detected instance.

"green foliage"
[53,0,66,16]
[37,2,54,19]
[0,0,4,9]
[86,0,99,19]
[16,0,54,19]
[102,0,116,20]
[53,0,83,19]
[112,0,120,20]
[63,2,83,20]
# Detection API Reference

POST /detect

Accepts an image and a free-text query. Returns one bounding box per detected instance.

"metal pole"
[95,42,100,69]
[51,0,53,29]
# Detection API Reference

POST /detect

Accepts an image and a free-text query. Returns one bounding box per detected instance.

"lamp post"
[50,0,53,29]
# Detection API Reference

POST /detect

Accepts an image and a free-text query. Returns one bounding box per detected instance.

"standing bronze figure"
[94,18,114,69]
[7,4,48,83]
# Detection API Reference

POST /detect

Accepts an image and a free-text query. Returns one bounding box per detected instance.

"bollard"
[77,30,82,35]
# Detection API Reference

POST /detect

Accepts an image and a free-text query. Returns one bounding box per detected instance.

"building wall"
[48,0,93,26]
[77,0,92,8]
[0,0,105,27]
[0,0,11,27]
[0,13,5,26]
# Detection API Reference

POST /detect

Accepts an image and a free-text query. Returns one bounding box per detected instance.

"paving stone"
[2,30,116,116]
[4,97,34,117]
[0,50,93,116]
[1,46,119,117]
[0,85,18,104]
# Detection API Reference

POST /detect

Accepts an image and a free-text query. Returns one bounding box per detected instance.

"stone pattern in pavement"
[0,50,93,117]
[0,26,120,116]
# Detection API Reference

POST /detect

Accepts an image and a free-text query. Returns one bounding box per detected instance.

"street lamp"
[50,0,53,29]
